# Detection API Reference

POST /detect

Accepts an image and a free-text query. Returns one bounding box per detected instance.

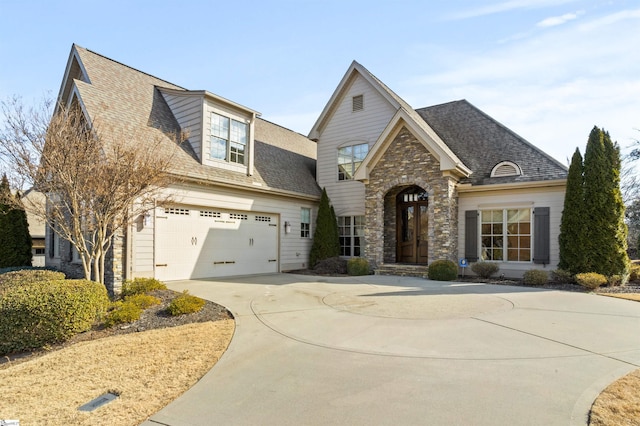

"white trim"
[491,161,522,177]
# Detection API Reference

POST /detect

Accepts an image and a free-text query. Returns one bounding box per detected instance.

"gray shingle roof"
[69,45,320,198]
[416,100,568,185]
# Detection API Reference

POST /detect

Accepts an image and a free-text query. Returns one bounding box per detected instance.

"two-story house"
[48,45,567,292]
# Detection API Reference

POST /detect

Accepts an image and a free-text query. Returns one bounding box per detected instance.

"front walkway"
[143,274,640,425]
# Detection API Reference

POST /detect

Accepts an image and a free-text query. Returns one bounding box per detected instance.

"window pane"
[230,120,247,145]
[212,113,229,138]
[521,249,531,261]
[507,223,518,234]
[492,210,503,222]
[508,249,519,261]
[481,224,492,234]
[519,222,530,234]
[492,224,503,235]
[211,137,227,160]
[520,236,530,249]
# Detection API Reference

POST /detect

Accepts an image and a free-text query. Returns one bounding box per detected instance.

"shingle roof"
[67,45,320,198]
[416,100,568,185]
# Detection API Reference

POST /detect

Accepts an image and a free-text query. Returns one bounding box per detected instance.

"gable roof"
[57,45,320,199]
[416,100,568,185]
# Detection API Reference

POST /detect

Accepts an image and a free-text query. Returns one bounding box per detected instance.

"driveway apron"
[142,274,640,426]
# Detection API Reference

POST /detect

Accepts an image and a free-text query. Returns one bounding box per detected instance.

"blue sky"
[0,0,638,165]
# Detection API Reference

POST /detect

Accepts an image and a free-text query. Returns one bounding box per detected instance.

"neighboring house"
[22,189,46,267]
[308,61,567,278]
[48,46,567,292]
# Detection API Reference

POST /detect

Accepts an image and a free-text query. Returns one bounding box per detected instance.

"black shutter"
[465,210,478,262]
[533,207,550,264]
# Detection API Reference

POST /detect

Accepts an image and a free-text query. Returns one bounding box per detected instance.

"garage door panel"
[155,207,278,281]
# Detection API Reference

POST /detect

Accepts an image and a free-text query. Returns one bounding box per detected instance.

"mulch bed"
[1,289,232,366]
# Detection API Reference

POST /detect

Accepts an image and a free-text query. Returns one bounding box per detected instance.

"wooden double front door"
[397,198,429,264]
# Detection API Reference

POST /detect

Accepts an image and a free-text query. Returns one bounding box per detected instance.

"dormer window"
[491,161,522,178]
[211,112,247,165]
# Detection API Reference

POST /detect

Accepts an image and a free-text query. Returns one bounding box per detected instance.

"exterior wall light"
[284,221,291,234]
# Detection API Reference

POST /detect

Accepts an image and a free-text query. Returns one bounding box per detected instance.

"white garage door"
[155,206,278,281]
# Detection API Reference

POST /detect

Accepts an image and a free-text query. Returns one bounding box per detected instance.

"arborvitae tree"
[309,188,340,268]
[558,148,588,274]
[583,127,629,276]
[0,174,32,268]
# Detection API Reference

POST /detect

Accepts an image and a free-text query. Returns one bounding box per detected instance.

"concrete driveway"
[142,274,640,426]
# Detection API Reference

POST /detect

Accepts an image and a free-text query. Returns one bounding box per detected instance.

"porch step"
[375,263,429,279]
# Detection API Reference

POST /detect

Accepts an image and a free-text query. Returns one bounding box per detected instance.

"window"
[338,143,368,180]
[211,112,248,164]
[490,161,522,177]
[301,208,311,238]
[480,208,531,262]
[338,215,365,256]
[352,94,364,112]
[35,248,45,255]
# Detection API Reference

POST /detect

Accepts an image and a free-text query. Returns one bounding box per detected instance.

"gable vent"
[491,161,522,177]
[352,94,364,112]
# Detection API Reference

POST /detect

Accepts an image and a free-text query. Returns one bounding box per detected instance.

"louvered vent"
[491,162,521,177]
[352,94,364,112]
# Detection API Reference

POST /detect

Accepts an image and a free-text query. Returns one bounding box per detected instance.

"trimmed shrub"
[104,301,142,327]
[313,257,348,275]
[124,293,161,310]
[167,291,206,316]
[0,279,109,355]
[0,269,66,294]
[428,260,458,281]
[551,269,574,284]
[120,277,167,297]
[471,262,499,279]
[523,269,548,286]
[347,258,370,276]
[575,272,607,290]
[606,275,624,287]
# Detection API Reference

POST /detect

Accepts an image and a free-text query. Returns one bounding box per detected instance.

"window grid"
[230,213,248,221]
[338,143,368,180]
[481,208,531,262]
[200,210,221,218]
[338,215,365,256]
[211,113,248,165]
[255,215,272,222]
[165,208,190,215]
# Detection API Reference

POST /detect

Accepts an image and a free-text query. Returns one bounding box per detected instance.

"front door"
[397,188,428,264]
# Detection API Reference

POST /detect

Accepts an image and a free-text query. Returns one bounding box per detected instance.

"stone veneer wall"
[364,127,459,268]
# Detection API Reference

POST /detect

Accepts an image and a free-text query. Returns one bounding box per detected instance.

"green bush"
[104,301,142,327]
[347,258,370,276]
[523,269,548,286]
[124,293,161,310]
[575,272,607,290]
[471,262,499,279]
[120,277,167,297]
[0,279,109,355]
[607,274,624,287]
[167,291,206,316]
[551,269,574,284]
[0,269,66,295]
[428,260,458,281]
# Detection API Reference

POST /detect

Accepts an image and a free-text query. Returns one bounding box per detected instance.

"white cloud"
[448,0,579,20]
[537,10,584,27]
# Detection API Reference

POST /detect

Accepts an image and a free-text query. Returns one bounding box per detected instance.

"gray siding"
[161,92,204,161]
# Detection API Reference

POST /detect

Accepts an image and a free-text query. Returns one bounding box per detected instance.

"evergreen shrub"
[0,279,109,355]
[523,269,548,286]
[124,293,161,310]
[471,262,499,279]
[575,272,607,290]
[313,257,347,275]
[309,188,340,268]
[105,301,142,327]
[167,291,205,316]
[347,258,370,276]
[628,263,640,282]
[428,260,458,281]
[0,269,66,295]
[120,277,167,297]
[551,269,574,284]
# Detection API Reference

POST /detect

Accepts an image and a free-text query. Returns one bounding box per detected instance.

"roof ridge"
[75,44,186,90]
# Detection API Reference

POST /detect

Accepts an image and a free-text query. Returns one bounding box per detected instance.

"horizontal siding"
[457,185,566,278]
[316,75,396,215]
[162,93,203,161]
[131,183,318,278]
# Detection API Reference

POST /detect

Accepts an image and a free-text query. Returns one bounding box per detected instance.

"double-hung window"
[338,143,368,180]
[338,215,365,256]
[211,112,248,165]
[301,208,311,238]
[480,208,531,262]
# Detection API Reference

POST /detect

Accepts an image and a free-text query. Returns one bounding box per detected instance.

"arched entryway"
[396,186,429,264]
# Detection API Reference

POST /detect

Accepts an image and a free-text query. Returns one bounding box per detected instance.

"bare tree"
[0,97,183,284]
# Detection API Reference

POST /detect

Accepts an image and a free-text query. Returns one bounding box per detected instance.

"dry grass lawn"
[598,293,640,302]
[590,369,640,425]
[0,320,234,425]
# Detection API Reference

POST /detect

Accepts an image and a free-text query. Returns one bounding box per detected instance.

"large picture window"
[338,215,365,256]
[480,208,531,262]
[211,112,247,165]
[338,143,368,180]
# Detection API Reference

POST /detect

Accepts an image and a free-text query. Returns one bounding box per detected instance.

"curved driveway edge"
[142,274,640,426]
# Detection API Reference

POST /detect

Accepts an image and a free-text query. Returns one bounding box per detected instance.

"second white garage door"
[155,206,278,281]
